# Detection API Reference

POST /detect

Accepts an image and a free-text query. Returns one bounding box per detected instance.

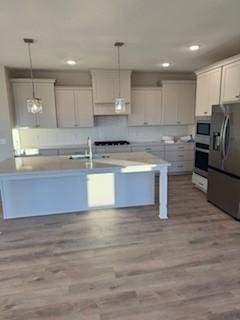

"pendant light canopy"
[24,38,43,114]
[114,42,126,114]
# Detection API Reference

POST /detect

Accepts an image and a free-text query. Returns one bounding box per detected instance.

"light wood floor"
[0,175,240,320]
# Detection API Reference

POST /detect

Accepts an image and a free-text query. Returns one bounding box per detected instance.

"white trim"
[55,86,92,91]
[10,78,56,84]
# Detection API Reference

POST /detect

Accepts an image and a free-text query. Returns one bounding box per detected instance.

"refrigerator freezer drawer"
[207,168,240,220]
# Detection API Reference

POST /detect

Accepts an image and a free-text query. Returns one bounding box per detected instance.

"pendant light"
[114,42,126,113]
[24,38,43,114]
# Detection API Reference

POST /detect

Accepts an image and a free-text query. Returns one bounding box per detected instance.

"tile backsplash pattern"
[15,116,193,149]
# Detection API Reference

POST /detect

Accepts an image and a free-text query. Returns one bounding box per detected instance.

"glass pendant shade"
[115,97,126,113]
[27,98,43,114]
[24,38,43,115]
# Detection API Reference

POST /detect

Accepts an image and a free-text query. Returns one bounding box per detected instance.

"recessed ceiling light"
[67,59,77,65]
[189,45,200,51]
[161,62,171,68]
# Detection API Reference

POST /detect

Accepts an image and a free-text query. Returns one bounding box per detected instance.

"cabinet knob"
[177,121,181,124]
[204,111,207,114]
[236,94,240,99]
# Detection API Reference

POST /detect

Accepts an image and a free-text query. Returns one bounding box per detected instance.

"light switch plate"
[0,138,6,145]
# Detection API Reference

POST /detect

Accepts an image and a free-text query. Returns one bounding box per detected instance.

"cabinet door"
[12,82,38,127]
[196,68,221,116]
[221,61,240,103]
[92,70,131,104]
[128,89,145,126]
[75,89,94,127]
[113,71,131,103]
[144,89,162,125]
[93,72,115,103]
[177,82,195,124]
[162,83,178,125]
[35,82,57,128]
[55,89,76,128]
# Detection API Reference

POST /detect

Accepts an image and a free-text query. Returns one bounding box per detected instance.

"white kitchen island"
[0,152,170,220]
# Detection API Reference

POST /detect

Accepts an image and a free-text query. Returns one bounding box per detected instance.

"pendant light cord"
[118,45,121,98]
[27,42,35,99]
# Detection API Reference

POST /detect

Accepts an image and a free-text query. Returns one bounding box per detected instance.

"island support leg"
[159,167,168,219]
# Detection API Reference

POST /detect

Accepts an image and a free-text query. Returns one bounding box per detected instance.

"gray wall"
[0,66,14,161]
[9,68,195,87]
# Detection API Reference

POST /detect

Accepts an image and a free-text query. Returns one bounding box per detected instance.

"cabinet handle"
[198,182,204,186]
[235,94,240,99]
[74,124,78,127]
[143,122,148,125]
[145,148,152,151]
[177,155,184,158]
[204,111,207,114]
[177,146,184,150]
[177,165,183,168]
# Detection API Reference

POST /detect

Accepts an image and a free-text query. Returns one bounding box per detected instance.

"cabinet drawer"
[165,150,194,162]
[131,145,164,152]
[169,160,193,173]
[58,148,86,155]
[95,146,131,154]
[192,173,208,192]
[147,151,165,159]
[165,143,194,151]
[39,149,59,156]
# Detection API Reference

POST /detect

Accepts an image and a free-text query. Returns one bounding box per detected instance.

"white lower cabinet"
[192,172,208,193]
[164,144,194,174]
[95,146,132,154]
[169,161,194,173]
[55,87,94,128]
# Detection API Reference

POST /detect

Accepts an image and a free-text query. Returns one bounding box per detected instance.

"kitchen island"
[0,152,170,220]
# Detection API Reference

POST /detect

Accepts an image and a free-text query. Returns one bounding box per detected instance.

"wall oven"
[194,117,211,178]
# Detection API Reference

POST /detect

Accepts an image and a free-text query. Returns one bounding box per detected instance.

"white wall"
[9,69,195,86]
[0,66,13,160]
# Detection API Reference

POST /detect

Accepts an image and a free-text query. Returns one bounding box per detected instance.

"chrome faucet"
[86,137,93,161]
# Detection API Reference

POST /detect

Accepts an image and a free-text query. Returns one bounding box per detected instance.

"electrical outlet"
[0,138,6,145]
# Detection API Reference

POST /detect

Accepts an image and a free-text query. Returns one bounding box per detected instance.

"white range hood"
[90,69,132,115]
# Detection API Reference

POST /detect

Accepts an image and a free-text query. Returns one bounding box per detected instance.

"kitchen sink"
[69,154,110,160]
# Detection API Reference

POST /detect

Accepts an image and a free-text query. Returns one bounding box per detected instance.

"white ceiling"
[0,0,240,71]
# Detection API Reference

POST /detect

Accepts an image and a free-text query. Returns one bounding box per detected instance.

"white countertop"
[0,152,170,178]
[18,140,194,150]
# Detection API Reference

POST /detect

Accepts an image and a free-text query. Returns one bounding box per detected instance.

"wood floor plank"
[0,175,240,319]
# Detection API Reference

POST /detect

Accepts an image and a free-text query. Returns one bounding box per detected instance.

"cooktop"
[94,140,130,146]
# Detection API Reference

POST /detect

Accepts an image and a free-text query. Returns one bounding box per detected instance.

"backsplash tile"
[14,116,192,149]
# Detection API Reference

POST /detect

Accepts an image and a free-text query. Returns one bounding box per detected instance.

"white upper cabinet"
[221,60,240,103]
[195,68,221,116]
[91,69,132,115]
[11,79,57,128]
[55,88,76,128]
[162,81,195,125]
[55,87,93,128]
[128,87,162,126]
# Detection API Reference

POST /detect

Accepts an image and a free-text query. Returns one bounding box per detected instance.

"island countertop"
[0,152,170,178]
[0,152,170,220]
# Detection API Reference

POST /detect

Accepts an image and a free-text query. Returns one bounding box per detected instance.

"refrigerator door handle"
[222,114,230,160]
[220,116,226,159]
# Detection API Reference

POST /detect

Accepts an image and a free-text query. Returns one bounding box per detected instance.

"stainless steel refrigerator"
[208,103,240,220]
